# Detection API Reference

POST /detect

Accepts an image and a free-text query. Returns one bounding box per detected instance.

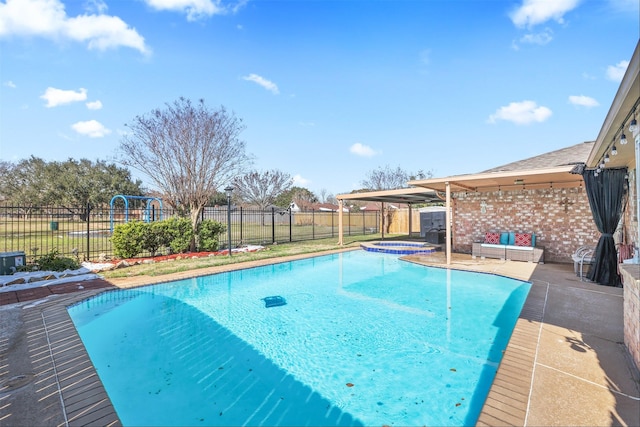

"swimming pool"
[68,250,531,426]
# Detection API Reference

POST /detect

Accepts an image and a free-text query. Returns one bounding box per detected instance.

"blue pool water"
[68,251,531,426]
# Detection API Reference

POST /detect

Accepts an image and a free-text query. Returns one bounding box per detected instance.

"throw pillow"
[485,232,500,244]
[508,231,516,246]
[499,232,509,245]
[515,233,532,246]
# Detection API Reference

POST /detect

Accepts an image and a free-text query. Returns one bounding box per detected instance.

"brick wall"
[620,267,640,372]
[452,187,600,263]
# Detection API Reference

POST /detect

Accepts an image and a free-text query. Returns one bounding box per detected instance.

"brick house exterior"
[452,186,600,263]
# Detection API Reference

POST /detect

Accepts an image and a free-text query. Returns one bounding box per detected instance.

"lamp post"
[224,186,233,257]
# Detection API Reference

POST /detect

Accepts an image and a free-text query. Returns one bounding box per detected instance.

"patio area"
[0,249,639,426]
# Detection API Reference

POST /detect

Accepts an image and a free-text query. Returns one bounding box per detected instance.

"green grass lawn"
[100,233,412,279]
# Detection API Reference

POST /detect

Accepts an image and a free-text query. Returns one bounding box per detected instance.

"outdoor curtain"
[582,167,627,287]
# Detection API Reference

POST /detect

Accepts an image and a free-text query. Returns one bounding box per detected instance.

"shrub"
[111,216,218,259]
[36,249,80,272]
[197,219,225,251]
[111,220,147,258]
[142,221,169,256]
[161,217,193,254]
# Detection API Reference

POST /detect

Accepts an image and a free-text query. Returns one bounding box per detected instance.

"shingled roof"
[481,141,594,173]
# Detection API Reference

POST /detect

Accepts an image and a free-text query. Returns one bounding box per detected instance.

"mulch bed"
[123,251,219,263]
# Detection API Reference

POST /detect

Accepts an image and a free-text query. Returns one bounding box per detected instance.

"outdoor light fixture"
[612,144,618,155]
[604,154,610,163]
[621,132,628,145]
[629,115,638,133]
[224,186,234,257]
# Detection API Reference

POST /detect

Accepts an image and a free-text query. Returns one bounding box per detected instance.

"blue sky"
[1,0,638,198]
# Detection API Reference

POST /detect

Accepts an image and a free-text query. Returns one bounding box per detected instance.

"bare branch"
[118,98,252,249]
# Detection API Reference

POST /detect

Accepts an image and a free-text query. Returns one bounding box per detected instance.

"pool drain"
[262,296,287,308]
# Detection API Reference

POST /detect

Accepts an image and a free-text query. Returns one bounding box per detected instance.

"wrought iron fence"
[0,204,380,262]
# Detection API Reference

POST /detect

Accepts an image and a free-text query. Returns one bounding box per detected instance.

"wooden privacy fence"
[387,209,423,234]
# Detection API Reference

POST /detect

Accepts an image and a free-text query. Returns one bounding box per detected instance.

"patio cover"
[337,164,584,264]
[336,187,442,248]
[406,165,583,193]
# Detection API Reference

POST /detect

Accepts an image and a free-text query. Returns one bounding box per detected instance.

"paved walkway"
[1,250,638,426]
[0,279,115,306]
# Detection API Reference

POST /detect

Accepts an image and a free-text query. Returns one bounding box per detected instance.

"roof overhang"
[407,165,583,193]
[588,41,640,169]
[336,187,442,204]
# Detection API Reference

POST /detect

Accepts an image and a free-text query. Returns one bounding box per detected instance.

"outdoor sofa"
[472,231,544,263]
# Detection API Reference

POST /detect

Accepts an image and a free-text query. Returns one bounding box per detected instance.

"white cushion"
[508,246,533,251]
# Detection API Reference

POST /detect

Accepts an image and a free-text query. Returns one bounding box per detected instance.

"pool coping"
[1,249,639,426]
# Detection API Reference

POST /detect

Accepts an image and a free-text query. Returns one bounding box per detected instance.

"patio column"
[408,203,412,238]
[338,199,344,245]
[381,202,385,240]
[446,181,451,265]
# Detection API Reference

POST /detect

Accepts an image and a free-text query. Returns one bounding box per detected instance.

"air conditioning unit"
[0,251,26,275]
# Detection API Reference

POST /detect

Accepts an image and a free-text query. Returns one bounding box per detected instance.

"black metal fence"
[0,204,380,262]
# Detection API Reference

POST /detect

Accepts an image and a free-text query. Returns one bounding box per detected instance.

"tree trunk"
[189,204,204,252]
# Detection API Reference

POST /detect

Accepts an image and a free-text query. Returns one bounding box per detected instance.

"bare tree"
[119,97,251,250]
[361,165,410,190]
[361,165,432,190]
[233,169,293,210]
[360,165,433,233]
[318,188,328,203]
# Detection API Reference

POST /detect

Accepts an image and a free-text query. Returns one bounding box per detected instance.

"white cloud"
[86,100,103,110]
[145,0,224,21]
[518,28,553,45]
[85,0,108,14]
[568,95,599,107]
[41,87,87,107]
[71,119,111,137]
[509,0,580,28]
[606,60,629,82]
[242,73,279,94]
[292,174,310,187]
[4,80,16,88]
[488,100,552,125]
[0,0,149,54]
[350,142,379,157]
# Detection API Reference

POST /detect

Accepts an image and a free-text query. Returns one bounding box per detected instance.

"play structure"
[109,195,164,232]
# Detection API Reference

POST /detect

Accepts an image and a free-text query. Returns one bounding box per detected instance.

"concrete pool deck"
[1,248,639,426]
